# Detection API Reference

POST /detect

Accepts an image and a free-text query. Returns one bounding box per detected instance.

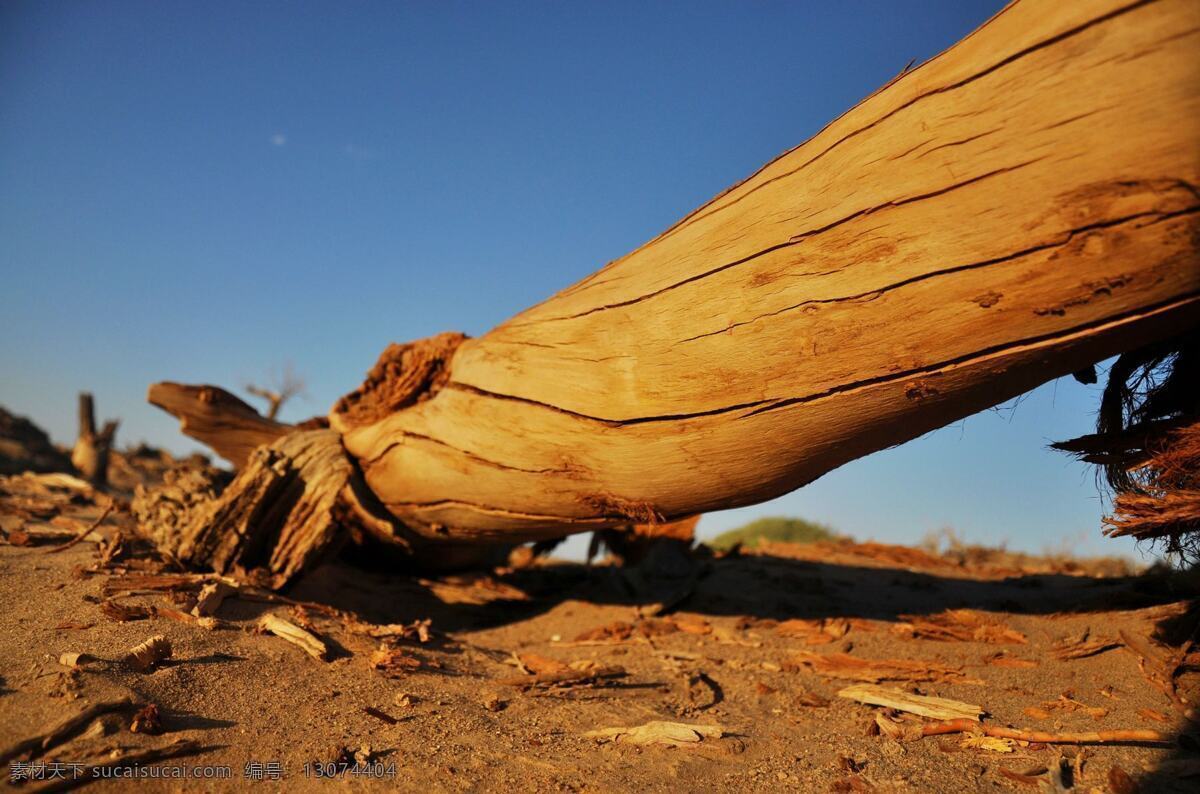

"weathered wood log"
[150,0,1199,582]
[335,0,1200,541]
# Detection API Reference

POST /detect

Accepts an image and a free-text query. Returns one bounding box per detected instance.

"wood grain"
[330,0,1199,543]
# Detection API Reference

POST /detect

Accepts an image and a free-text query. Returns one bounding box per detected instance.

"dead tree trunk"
[150,0,1200,582]
[71,393,117,487]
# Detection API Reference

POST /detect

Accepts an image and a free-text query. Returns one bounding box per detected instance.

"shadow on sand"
[271,541,1197,789]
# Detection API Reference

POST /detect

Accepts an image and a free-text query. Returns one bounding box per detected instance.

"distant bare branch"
[245,363,306,420]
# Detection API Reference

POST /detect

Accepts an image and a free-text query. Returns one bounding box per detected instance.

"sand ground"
[1,473,1197,792]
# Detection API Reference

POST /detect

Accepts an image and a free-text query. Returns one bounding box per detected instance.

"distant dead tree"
[71,392,118,487]
[245,364,306,421]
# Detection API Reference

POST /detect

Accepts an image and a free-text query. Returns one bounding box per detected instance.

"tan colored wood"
[259,613,328,661]
[144,0,1199,569]
[327,0,1200,544]
[148,382,288,468]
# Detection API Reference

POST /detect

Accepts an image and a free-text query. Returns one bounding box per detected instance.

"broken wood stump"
[71,392,118,487]
[133,430,351,588]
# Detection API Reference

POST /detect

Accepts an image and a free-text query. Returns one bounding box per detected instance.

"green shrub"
[708,516,836,551]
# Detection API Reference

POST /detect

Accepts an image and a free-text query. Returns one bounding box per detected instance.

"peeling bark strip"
[328,0,1199,543]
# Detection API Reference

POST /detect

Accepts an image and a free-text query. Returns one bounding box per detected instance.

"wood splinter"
[192,580,237,618]
[875,714,1169,746]
[259,613,329,661]
[584,721,726,747]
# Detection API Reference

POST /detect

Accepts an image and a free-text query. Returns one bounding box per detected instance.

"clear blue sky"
[0,1,1142,560]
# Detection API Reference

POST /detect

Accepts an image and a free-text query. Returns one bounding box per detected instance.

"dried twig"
[875,715,1168,745]
[363,706,398,725]
[43,501,113,555]
[4,526,86,546]
[101,572,216,598]
[33,738,204,793]
[245,364,305,420]
[783,652,974,684]
[997,767,1047,787]
[237,588,349,619]
[498,661,626,689]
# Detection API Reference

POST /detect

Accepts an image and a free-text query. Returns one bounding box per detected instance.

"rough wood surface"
[148,383,289,468]
[837,683,984,721]
[327,0,1199,544]
[149,430,353,587]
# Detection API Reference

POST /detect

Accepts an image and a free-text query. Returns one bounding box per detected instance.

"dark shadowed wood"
[143,430,351,587]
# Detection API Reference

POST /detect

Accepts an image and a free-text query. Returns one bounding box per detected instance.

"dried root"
[1104,422,1200,554]
[1054,332,1199,562]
